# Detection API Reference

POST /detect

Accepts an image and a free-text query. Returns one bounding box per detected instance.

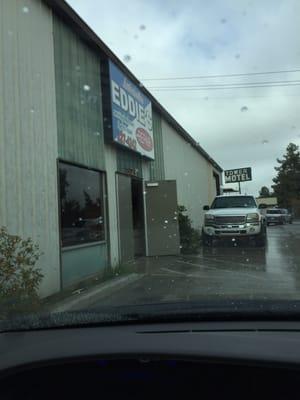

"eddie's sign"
[109,61,154,159]
[224,167,252,183]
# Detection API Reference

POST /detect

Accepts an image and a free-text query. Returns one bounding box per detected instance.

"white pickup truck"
[202,195,267,247]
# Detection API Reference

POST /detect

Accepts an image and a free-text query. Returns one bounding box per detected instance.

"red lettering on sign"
[136,128,153,152]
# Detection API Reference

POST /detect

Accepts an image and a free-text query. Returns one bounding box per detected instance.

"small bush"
[178,205,201,254]
[0,227,43,317]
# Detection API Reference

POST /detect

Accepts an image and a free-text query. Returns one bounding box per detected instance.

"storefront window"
[59,162,105,247]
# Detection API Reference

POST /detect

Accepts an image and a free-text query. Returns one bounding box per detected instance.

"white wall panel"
[104,144,119,268]
[161,119,219,230]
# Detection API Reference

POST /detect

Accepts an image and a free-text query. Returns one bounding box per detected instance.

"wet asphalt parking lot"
[91,221,300,309]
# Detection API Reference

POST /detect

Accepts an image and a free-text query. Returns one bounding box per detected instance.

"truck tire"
[202,231,213,247]
[254,226,267,247]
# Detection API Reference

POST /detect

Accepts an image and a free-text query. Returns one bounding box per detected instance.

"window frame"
[57,159,107,250]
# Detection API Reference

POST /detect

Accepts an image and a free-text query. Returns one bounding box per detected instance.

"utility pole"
[238,182,241,194]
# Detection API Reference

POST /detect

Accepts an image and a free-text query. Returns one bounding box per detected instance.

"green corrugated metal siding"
[53,15,105,170]
[117,147,143,178]
[150,110,165,180]
[0,0,60,297]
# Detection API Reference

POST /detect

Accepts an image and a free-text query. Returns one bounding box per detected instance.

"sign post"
[224,167,252,194]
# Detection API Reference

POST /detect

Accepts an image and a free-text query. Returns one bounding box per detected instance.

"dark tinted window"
[267,210,282,215]
[59,163,105,247]
[211,196,256,209]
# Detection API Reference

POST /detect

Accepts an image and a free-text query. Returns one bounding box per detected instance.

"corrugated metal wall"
[53,15,105,170]
[53,14,108,287]
[116,147,143,178]
[0,0,60,297]
[150,110,165,180]
[161,118,215,231]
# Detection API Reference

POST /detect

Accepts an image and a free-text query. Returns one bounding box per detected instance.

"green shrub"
[0,227,43,317]
[178,205,201,254]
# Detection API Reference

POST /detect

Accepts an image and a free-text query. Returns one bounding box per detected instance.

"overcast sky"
[68,0,300,195]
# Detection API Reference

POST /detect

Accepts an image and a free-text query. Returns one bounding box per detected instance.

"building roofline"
[43,0,223,172]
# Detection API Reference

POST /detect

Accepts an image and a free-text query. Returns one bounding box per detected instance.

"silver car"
[266,208,291,225]
[281,209,293,224]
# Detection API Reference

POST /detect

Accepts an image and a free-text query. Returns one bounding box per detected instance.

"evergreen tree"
[272,143,300,208]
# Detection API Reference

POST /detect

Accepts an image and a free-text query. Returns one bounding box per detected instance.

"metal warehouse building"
[0,0,222,297]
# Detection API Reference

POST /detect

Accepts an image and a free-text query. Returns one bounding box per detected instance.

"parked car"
[266,208,292,225]
[281,208,293,224]
[202,195,267,247]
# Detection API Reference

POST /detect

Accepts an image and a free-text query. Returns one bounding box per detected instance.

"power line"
[147,79,300,89]
[142,68,300,81]
[155,94,300,100]
[149,83,300,91]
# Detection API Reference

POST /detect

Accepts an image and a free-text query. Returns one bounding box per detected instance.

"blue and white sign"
[109,61,154,159]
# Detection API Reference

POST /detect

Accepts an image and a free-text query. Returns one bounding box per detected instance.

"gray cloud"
[68,0,300,196]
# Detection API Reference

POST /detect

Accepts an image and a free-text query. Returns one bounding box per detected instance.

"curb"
[51,273,144,313]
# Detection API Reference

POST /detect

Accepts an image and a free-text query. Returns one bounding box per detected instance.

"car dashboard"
[1,320,300,399]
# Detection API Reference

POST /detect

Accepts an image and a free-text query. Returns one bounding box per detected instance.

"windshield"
[1,0,300,331]
[211,196,257,209]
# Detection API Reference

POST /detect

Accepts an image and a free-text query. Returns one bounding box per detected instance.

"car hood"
[207,208,259,216]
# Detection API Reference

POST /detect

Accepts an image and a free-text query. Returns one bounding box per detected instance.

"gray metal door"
[145,180,180,256]
[116,174,134,263]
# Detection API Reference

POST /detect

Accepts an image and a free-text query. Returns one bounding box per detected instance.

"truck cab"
[202,195,267,247]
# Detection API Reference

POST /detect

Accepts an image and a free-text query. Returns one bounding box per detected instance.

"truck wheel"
[202,231,213,247]
[254,229,267,247]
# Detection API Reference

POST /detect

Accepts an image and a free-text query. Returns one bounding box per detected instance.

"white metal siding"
[0,0,60,297]
[161,119,218,230]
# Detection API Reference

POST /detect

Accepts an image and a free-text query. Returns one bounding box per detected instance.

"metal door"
[116,174,134,263]
[145,180,180,256]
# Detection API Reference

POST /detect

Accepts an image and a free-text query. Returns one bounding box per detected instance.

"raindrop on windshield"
[240,106,248,112]
[262,139,269,144]
[83,84,90,91]
[22,6,29,13]
[220,18,227,24]
[235,53,241,59]
[93,132,100,137]
[30,108,35,113]
[139,24,146,30]
[134,34,139,39]
[165,220,168,224]
[123,54,132,63]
